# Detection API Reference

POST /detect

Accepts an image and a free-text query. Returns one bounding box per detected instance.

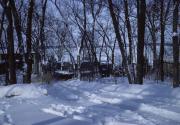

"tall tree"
[3,0,17,84]
[88,0,102,64]
[9,0,24,55]
[123,0,135,82]
[159,0,171,81]
[0,9,9,84]
[79,0,91,62]
[172,0,179,87]
[0,10,5,50]
[33,0,48,74]
[9,0,26,82]
[24,0,35,83]
[40,0,48,61]
[123,0,133,64]
[146,1,158,71]
[159,0,165,81]
[136,0,146,84]
[108,0,132,84]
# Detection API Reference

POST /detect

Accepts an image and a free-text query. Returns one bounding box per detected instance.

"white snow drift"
[0,84,47,98]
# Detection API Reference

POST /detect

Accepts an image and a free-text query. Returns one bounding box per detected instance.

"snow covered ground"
[0,77,180,125]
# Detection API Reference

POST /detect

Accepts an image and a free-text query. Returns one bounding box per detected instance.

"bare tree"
[108,0,132,84]
[146,1,158,71]
[123,0,133,64]
[159,0,171,81]
[0,9,5,51]
[172,0,179,87]
[2,0,17,84]
[0,9,9,83]
[9,0,25,55]
[24,0,35,83]
[39,0,48,61]
[136,0,146,84]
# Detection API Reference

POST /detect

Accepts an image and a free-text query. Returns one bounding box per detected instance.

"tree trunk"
[25,0,35,83]
[111,40,116,69]
[0,9,9,84]
[9,0,26,82]
[152,30,157,70]
[172,0,179,87]
[40,0,48,61]
[159,0,165,81]
[108,0,132,84]
[146,10,157,71]
[123,0,133,64]
[9,0,24,55]
[5,4,17,85]
[0,10,5,44]
[136,0,146,84]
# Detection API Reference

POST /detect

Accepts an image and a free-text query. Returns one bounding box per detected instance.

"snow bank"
[0,84,47,98]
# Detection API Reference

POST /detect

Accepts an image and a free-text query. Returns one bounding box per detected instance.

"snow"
[172,32,178,37]
[42,104,85,118]
[0,77,180,125]
[0,110,4,115]
[139,103,180,122]
[55,70,73,75]
[0,84,47,98]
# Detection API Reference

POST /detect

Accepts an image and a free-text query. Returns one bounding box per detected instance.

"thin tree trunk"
[152,30,157,70]
[40,0,47,61]
[159,0,171,81]
[79,0,87,56]
[89,0,101,65]
[108,0,132,84]
[0,9,9,84]
[5,3,17,84]
[25,0,35,83]
[0,10,5,44]
[146,10,157,71]
[9,0,24,55]
[123,0,133,64]
[159,0,165,81]
[9,0,26,82]
[0,11,5,58]
[136,0,146,84]
[111,40,116,69]
[172,0,179,87]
